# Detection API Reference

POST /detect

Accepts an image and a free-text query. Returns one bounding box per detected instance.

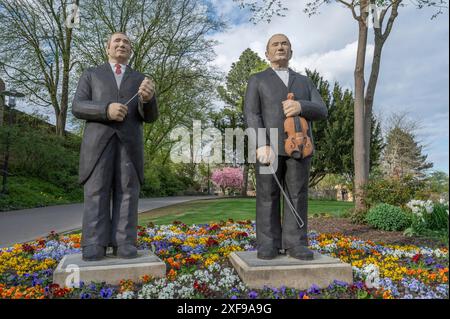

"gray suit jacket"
[72,62,159,185]
[244,68,328,156]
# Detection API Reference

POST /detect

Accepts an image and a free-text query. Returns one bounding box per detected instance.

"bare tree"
[233,0,447,217]
[0,0,80,136]
[74,0,224,163]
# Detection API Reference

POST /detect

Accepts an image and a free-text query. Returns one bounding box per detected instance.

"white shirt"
[109,62,126,88]
[273,67,289,87]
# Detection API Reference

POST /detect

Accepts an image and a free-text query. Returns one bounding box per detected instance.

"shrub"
[141,163,196,197]
[425,202,449,231]
[365,203,412,231]
[405,199,449,238]
[364,175,423,208]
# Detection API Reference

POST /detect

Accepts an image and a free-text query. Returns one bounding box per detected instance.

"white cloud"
[208,0,449,173]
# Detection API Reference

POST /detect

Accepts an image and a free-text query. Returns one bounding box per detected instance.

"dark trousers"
[255,156,312,252]
[81,135,140,247]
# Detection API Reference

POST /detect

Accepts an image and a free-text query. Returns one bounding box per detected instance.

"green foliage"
[424,202,449,231]
[0,115,83,210]
[0,122,81,192]
[405,201,449,245]
[364,175,423,208]
[366,204,412,231]
[306,69,384,187]
[141,162,197,197]
[419,171,450,201]
[213,48,269,139]
[0,176,82,211]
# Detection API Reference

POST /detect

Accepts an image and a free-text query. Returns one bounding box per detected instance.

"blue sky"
[207,0,449,174]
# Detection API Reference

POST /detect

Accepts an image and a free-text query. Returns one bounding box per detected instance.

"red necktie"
[115,63,122,75]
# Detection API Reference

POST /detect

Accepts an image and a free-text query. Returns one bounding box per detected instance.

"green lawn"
[138,198,354,226]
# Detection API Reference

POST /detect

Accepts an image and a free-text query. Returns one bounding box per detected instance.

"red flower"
[206,237,219,247]
[412,254,422,263]
[183,257,196,265]
[21,244,35,254]
[193,281,208,292]
[208,224,220,232]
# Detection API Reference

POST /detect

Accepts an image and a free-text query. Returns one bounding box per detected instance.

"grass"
[138,198,354,226]
[0,176,83,211]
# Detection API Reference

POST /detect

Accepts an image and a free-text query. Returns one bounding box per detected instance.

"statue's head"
[265,34,293,66]
[106,32,132,64]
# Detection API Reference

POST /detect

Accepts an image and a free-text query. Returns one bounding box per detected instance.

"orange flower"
[140,274,152,283]
[167,269,177,281]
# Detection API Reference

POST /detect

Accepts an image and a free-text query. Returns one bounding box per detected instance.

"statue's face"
[265,34,292,64]
[106,33,132,63]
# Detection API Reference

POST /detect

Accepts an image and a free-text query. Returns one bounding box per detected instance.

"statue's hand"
[282,99,301,117]
[138,77,155,102]
[107,103,128,121]
[256,145,275,165]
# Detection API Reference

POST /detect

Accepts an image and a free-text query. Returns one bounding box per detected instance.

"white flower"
[116,291,135,299]
[363,264,381,289]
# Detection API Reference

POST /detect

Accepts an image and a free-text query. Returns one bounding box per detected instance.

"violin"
[283,93,313,159]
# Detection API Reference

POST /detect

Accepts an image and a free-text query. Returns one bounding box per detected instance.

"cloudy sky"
[12,0,448,173]
[207,0,449,173]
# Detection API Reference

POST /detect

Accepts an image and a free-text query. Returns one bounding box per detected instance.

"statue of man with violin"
[244,34,328,260]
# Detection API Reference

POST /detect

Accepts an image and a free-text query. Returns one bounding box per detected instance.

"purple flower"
[32,277,43,287]
[100,287,114,299]
[231,295,238,299]
[80,292,91,299]
[181,245,193,252]
[328,280,348,290]
[307,284,321,294]
[248,291,258,299]
[298,291,306,299]
[353,281,365,290]
[424,256,434,265]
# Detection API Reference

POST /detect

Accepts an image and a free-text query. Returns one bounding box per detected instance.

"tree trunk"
[364,2,400,173]
[353,17,369,217]
[56,111,67,136]
[364,37,384,173]
[241,163,249,196]
[0,78,5,126]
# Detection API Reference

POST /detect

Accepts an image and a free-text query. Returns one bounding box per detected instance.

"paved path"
[0,196,217,248]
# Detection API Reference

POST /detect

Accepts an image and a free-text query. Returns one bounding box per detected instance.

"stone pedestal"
[229,251,353,290]
[53,250,166,287]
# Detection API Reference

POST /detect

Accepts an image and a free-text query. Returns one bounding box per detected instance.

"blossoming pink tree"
[211,167,243,195]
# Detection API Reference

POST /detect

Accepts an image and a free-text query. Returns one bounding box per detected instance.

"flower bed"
[0,220,448,299]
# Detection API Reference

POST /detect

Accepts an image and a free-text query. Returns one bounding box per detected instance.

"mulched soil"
[309,217,446,249]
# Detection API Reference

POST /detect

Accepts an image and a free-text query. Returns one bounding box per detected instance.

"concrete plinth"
[53,250,166,287]
[229,251,353,290]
